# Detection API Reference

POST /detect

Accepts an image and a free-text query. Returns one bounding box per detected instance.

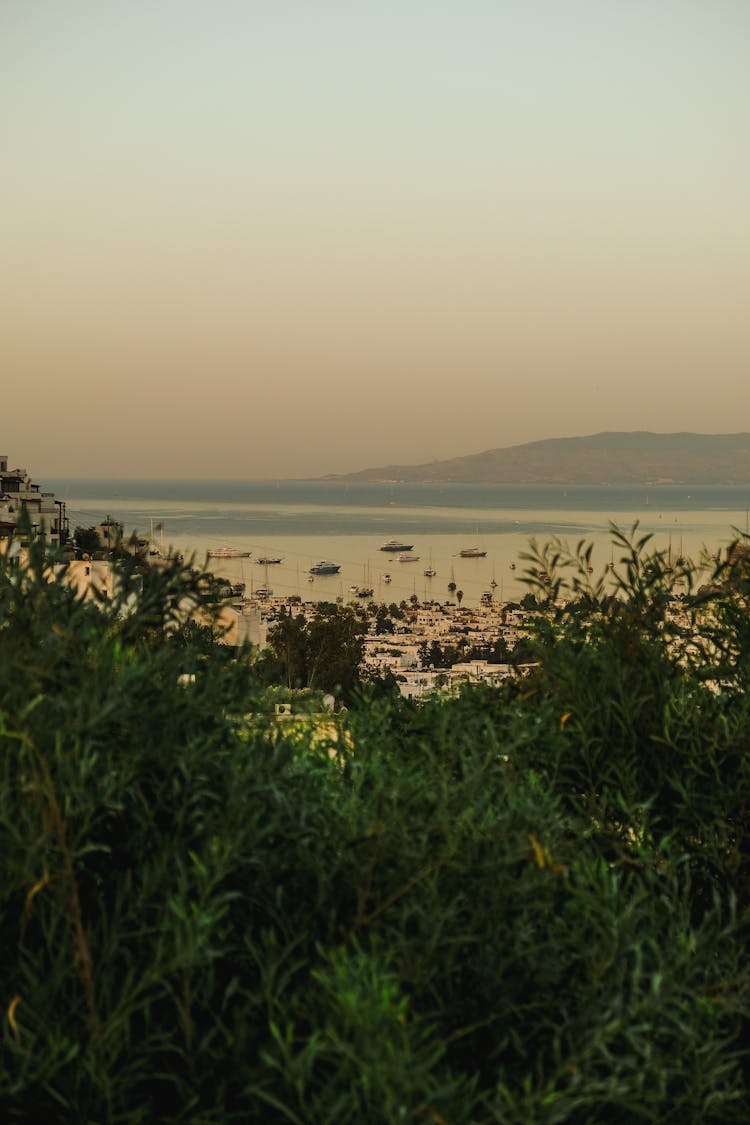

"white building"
[0,455,69,547]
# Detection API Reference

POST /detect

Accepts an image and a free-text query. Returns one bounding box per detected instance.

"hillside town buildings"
[231,591,533,699]
[0,454,68,546]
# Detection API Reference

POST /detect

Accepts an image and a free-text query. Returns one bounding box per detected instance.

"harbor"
[53,478,750,608]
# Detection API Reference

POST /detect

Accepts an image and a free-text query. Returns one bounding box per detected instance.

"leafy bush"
[2,533,750,1122]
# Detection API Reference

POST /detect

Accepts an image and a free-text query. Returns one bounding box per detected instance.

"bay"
[49,480,750,607]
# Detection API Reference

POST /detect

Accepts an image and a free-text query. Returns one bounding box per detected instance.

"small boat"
[383,573,392,583]
[509,563,516,571]
[379,538,414,552]
[356,587,374,598]
[490,577,498,588]
[423,566,436,577]
[257,556,283,565]
[459,547,486,558]
[208,546,251,559]
[309,560,341,576]
[398,552,420,562]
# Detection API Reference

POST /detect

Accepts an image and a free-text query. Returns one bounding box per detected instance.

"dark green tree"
[487,636,511,663]
[374,606,394,635]
[304,603,367,696]
[73,525,101,554]
[263,603,367,699]
[263,608,308,689]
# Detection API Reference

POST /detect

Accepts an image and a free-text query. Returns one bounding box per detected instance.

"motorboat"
[207,546,251,559]
[309,560,341,575]
[379,538,414,552]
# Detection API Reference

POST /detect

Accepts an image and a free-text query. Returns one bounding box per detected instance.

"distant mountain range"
[328,433,750,485]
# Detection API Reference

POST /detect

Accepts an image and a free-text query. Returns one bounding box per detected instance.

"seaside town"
[6,450,739,706]
[7,4,750,1115]
[1,453,537,699]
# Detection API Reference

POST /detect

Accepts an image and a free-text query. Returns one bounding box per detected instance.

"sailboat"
[423,550,436,578]
[148,518,165,558]
[355,562,374,598]
[447,565,456,594]
[675,536,684,566]
[255,560,273,599]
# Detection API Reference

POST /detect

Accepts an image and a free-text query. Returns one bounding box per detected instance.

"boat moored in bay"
[309,560,341,576]
[380,538,414,552]
[208,546,251,559]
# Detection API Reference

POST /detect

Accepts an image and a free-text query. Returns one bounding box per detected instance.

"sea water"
[50,480,750,607]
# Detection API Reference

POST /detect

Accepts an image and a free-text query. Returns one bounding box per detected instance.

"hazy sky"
[3,1,750,478]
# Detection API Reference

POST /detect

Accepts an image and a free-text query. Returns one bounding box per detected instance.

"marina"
[53,479,750,607]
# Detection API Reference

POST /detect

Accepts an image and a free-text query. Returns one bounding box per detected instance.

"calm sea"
[49,480,750,606]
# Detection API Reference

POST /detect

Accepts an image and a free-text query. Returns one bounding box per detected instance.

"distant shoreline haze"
[323,432,750,486]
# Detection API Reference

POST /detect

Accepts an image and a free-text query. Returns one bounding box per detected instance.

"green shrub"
[1,535,750,1122]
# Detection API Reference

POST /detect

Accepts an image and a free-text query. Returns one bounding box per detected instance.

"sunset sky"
[3,1,750,478]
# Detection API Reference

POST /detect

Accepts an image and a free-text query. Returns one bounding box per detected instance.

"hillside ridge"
[326,431,750,484]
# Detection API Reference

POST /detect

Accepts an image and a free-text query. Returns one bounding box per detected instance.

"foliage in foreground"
[2,533,750,1122]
